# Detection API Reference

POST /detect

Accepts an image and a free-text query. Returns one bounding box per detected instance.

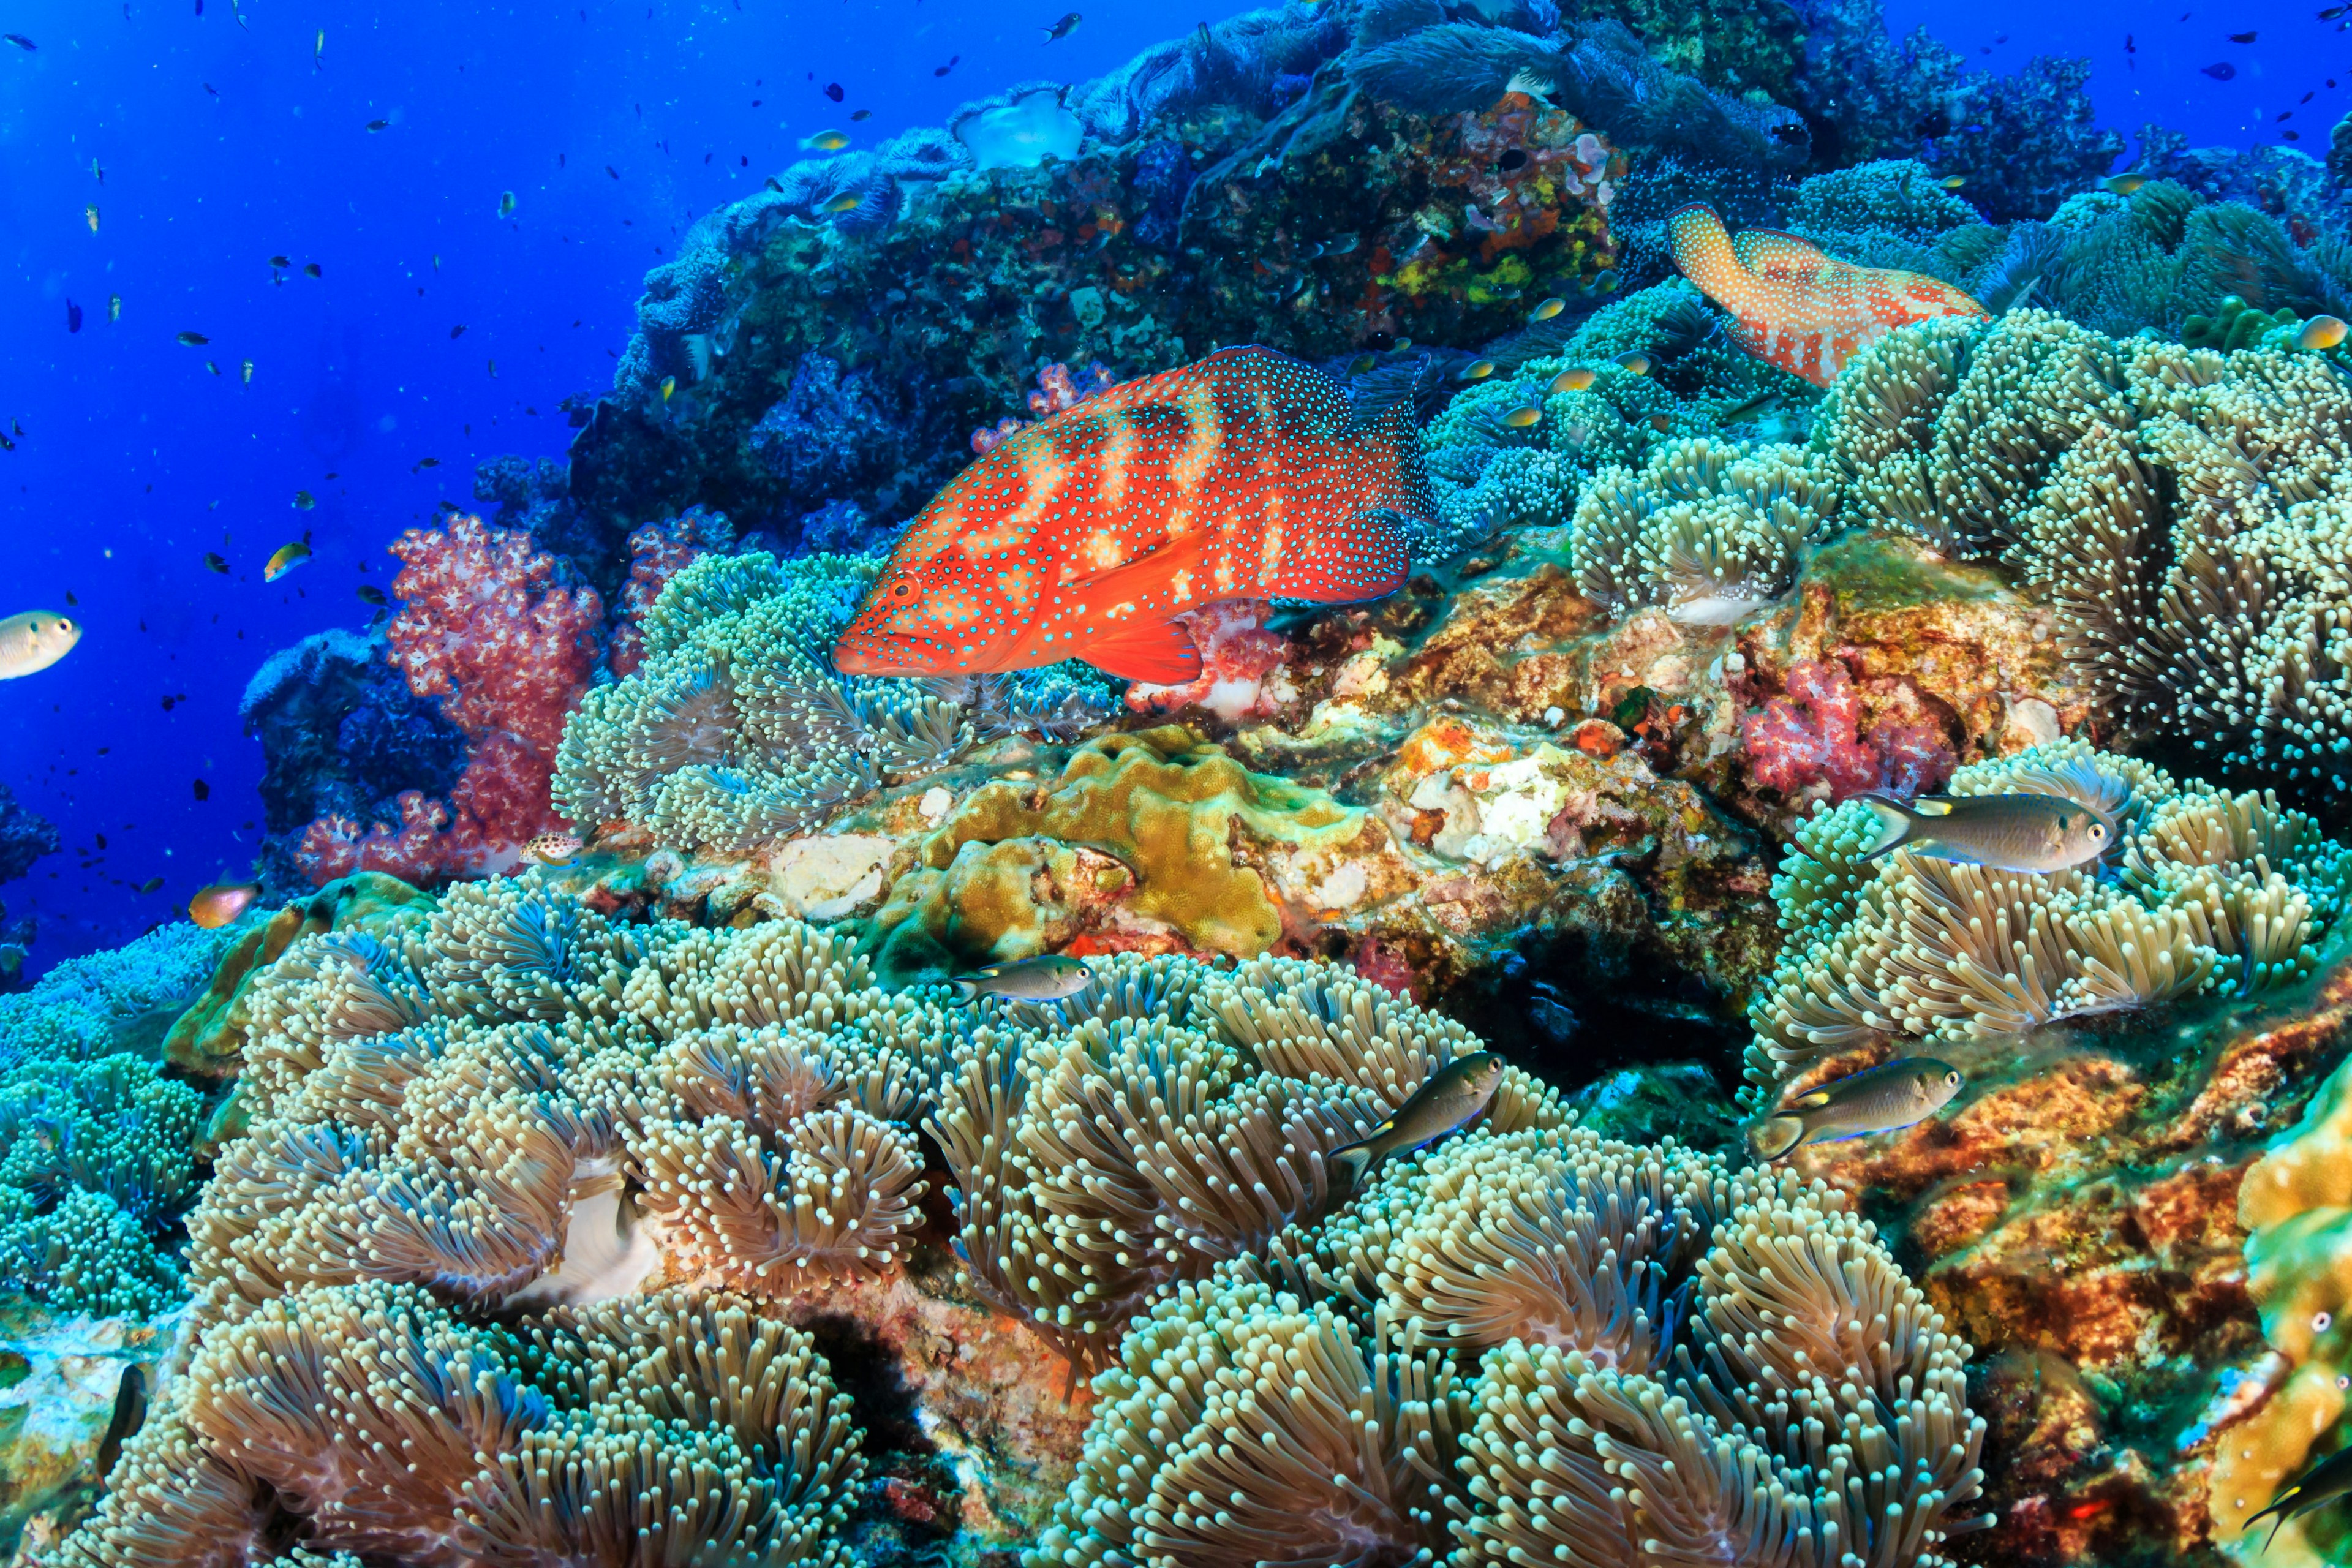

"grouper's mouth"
[831,631,963,677]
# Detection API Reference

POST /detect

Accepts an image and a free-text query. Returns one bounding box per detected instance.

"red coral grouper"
[1666,202,1986,386]
[832,345,1432,682]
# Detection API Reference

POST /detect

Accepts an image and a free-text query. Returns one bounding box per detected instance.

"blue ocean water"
[0,0,2324,978]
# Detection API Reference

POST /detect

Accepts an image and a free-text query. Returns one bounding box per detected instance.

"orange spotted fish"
[1667,203,1986,386]
[832,345,1430,682]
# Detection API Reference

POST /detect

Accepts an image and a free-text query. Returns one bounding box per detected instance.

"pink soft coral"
[293,516,601,886]
[1743,658,1956,801]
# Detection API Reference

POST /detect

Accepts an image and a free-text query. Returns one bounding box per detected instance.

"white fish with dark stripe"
[1858,791,2113,874]
[1752,1057,1962,1161]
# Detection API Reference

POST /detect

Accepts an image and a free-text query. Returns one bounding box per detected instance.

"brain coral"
[61,875,1981,1567]
[1745,741,2350,1106]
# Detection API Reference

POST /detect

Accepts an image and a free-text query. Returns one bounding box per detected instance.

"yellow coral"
[870,725,1368,972]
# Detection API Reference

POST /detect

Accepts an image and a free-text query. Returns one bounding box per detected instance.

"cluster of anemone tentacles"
[1029,1118,1988,1566]
[63,873,1985,1567]
[1745,741,2351,1108]
[552,551,1115,854]
[1812,309,2352,805]
[66,878,929,1566]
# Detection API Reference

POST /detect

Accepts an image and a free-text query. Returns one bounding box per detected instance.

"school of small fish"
[1666,203,1987,386]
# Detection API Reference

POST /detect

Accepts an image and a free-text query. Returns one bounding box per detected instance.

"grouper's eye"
[881,578,918,605]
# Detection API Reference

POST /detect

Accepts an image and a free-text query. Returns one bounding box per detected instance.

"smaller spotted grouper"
[1666,203,1986,386]
[832,344,1433,683]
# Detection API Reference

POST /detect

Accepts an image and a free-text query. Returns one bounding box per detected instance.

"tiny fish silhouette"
[1042,10,1081,40]
[2202,61,2237,79]
[2228,29,2257,40]
[833,345,1430,682]
[66,300,81,333]
[1752,1058,1962,1161]
[1667,203,1986,386]
[948,954,1090,1001]
[1331,1052,1504,1186]
[1858,791,2113,873]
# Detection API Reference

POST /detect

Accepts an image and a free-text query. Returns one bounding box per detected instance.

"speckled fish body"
[1858,791,2114,873]
[832,345,1433,683]
[1332,1050,1504,1185]
[949,954,1091,1000]
[1667,203,1986,386]
[1753,1057,1962,1161]
[2244,1442,2352,1550]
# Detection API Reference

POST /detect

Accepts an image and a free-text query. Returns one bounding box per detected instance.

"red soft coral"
[386,516,602,756]
[292,516,599,886]
[1743,658,1956,802]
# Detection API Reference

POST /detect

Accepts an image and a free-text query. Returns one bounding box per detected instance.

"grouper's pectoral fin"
[1079,616,1203,682]
[1048,533,1211,683]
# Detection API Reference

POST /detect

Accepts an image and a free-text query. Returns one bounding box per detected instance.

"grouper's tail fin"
[1667,203,1751,309]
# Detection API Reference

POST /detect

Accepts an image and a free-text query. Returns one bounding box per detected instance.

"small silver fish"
[1331,1050,1504,1186]
[2244,1442,2352,1551]
[0,611,80,679]
[1752,1057,1962,1161]
[1859,791,2113,873]
[949,954,1090,1001]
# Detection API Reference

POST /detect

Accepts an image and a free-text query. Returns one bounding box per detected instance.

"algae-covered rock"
[867,725,1378,976]
[0,1299,175,1560]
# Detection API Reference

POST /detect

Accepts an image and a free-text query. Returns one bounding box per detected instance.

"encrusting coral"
[1746,741,2350,1107]
[867,726,1371,976]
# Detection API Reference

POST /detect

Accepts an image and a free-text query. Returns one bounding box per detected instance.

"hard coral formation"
[0,781,58,887]
[869,726,1367,975]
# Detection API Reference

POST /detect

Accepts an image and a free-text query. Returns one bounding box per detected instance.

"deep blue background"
[0,0,2325,973]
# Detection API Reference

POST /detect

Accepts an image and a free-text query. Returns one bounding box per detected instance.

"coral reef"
[0,782,58,887]
[239,631,470,891]
[63,887,1977,1566]
[868,726,1370,976]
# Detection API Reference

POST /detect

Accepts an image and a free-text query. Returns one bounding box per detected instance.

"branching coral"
[1744,741,2350,1104]
[1570,437,1838,622]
